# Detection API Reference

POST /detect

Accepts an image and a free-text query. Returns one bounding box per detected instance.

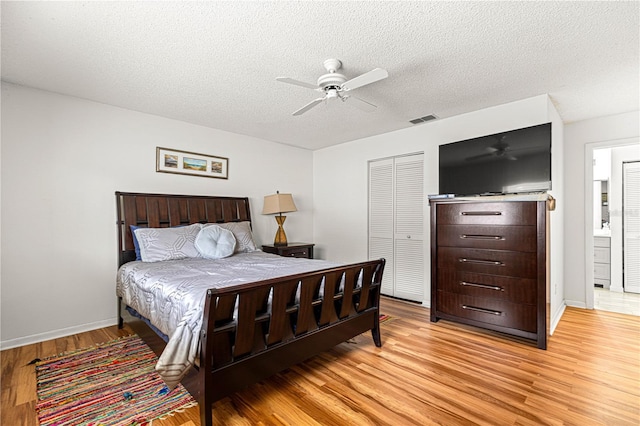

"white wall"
[0,83,314,348]
[563,111,639,308]
[313,95,565,330]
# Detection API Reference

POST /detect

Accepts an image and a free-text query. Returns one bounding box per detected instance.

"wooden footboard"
[194,258,385,426]
[119,258,385,426]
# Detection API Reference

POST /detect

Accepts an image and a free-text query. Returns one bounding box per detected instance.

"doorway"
[586,140,640,316]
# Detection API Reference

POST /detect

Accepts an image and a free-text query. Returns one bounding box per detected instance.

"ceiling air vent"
[410,114,438,125]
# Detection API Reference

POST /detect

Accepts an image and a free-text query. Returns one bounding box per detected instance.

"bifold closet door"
[393,155,424,301]
[369,158,395,296]
[623,161,640,293]
[368,154,424,302]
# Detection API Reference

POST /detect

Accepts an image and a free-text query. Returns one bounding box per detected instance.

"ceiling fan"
[466,135,518,162]
[276,58,388,116]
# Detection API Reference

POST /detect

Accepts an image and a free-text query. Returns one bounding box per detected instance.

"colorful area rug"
[35,334,196,426]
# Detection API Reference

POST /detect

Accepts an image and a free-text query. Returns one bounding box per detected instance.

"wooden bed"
[115,192,386,426]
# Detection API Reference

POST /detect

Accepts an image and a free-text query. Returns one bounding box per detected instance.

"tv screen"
[439,123,551,196]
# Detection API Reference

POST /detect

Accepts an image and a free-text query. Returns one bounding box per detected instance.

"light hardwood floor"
[2,297,639,425]
[594,287,640,316]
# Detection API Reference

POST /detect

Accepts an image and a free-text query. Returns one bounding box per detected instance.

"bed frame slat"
[167,199,183,226]
[339,269,357,318]
[318,271,340,326]
[188,199,205,223]
[266,280,298,345]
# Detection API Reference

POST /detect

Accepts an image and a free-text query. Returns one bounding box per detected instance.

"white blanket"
[116,251,339,388]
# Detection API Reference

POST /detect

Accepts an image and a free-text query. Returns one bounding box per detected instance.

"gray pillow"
[195,225,236,259]
[206,221,257,253]
[134,223,202,262]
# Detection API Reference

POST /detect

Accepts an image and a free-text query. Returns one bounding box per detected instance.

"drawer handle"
[460,234,504,240]
[462,305,502,316]
[460,281,504,291]
[459,258,504,266]
[460,211,502,216]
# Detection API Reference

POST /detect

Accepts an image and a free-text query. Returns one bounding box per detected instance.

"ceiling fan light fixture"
[326,88,339,100]
[276,59,388,116]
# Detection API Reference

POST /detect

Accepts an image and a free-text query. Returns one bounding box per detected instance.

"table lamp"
[262,191,297,246]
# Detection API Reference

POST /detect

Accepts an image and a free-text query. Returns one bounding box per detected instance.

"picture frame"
[156,147,229,179]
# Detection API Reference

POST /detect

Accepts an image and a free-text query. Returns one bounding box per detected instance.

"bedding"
[116,250,340,388]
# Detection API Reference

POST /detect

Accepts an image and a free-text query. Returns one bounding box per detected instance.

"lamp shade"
[262,192,297,215]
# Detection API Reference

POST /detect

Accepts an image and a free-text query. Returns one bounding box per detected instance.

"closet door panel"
[623,161,640,293]
[394,155,424,238]
[394,237,424,300]
[393,154,424,301]
[369,158,394,296]
[370,237,394,295]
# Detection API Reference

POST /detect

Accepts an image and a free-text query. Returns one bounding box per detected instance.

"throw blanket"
[116,251,339,388]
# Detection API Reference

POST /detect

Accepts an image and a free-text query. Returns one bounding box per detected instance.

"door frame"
[584,137,639,309]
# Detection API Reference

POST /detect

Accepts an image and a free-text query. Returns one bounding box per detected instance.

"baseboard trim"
[564,299,587,309]
[550,302,567,335]
[0,318,117,350]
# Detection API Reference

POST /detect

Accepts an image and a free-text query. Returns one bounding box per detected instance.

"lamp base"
[273,215,288,246]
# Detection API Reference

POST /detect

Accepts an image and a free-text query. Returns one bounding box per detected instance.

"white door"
[369,158,394,295]
[623,161,640,293]
[393,155,424,301]
[368,154,424,302]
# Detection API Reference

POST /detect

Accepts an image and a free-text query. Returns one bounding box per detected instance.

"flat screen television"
[438,123,551,196]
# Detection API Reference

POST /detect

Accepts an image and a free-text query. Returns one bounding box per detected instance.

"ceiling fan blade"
[341,68,388,91]
[292,97,325,116]
[346,95,377,112]
[465,153,494,162]
[276,77,318,90]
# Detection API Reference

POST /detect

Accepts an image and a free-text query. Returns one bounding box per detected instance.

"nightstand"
[262,242,314,259]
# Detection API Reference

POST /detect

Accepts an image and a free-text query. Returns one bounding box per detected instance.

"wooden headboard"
[116,192,252,266]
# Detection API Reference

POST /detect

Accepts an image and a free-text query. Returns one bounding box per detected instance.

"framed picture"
[156,147,229,179]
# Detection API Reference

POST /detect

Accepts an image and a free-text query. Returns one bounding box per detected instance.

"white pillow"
[195,225,236,259]
[134,223,202,262]
[206,221,257,253]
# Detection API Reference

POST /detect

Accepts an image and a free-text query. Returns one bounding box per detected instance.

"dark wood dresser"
[429,197,549,349]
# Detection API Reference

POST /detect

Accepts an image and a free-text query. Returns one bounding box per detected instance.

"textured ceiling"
[2,1,638,150]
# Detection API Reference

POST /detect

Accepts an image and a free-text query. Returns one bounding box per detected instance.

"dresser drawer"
[278,247,311,258]
[262,243,314,259]
[436,202,537,226]
[594,262,610,280]
[437,224,537,252]
[437,269,537,304]
[438,247,537,278]
[436,291,537,332]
